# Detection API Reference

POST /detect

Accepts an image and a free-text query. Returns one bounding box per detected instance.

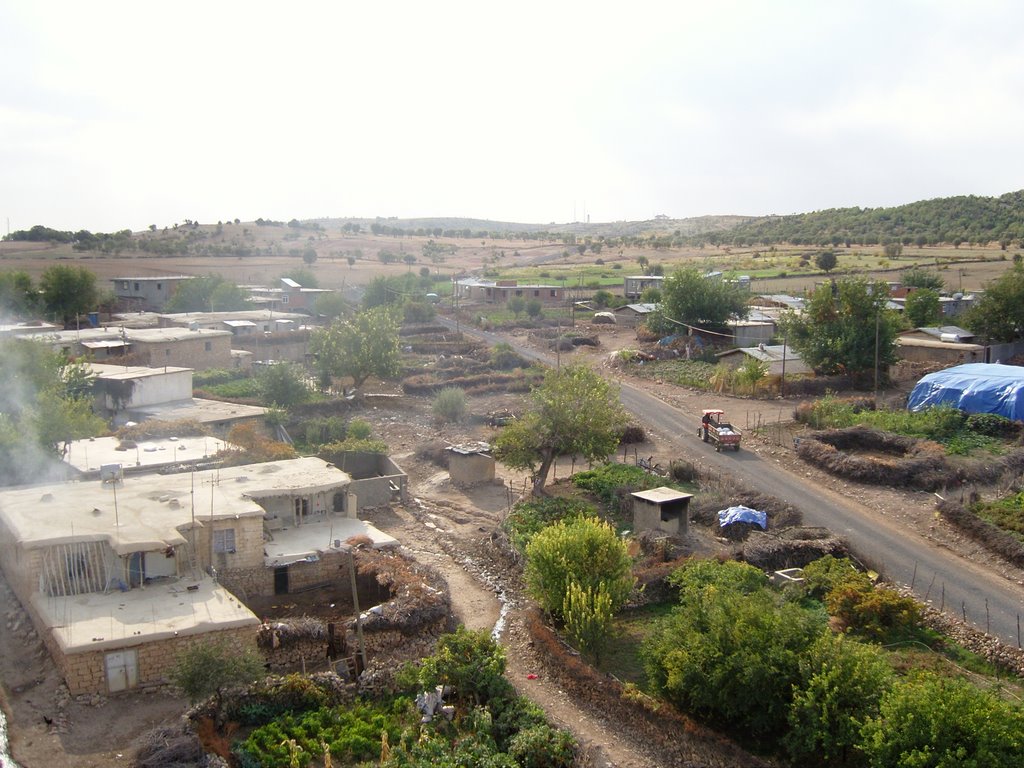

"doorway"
[274,566,289,595]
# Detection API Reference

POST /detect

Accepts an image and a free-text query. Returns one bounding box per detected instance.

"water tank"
[939,333,959,343]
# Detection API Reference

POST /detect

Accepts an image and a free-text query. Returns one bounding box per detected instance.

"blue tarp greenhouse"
[907,363,1024,421]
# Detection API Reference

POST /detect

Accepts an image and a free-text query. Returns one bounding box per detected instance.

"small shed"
[447,442,496,486]
[631,487,693,536]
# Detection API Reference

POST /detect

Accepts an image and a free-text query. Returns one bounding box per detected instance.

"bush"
[502,497,596,553]
[826,582,922,641]
[801,555,870,599]
[525,516,634,621]
[507,724,577,768]
[432,386,467,423]
[562,580,614,663]
[348,418,372,439]
[417,627,512,706]
[571,462,665,507]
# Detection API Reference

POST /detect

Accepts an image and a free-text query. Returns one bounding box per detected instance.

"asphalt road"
[442,317,1024,645]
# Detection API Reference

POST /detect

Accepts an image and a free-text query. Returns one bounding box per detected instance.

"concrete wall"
[134,334,233,371]
[112,278,192,312]
[632,499,688,537]
[232,332,311,364]
[97,369,193,412]
[336,453,407,507]
[448,452,496,486]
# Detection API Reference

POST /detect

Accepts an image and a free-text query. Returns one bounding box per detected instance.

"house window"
[550,290,557,297]
[120,281,129,290]
[165,349,171,357]
[134,282,140,291]
[515,289,523,297]
[533,290,540,297]
[213,528,236,553]
[156,282,162,291]
[294,497,310,522]
[281,295,289,304]
[204,341,212,351]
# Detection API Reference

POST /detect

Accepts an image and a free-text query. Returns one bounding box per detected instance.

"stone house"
[0,457,396,694]
[111,276,196,312]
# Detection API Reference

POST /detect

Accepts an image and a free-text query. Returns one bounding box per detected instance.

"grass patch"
[628,359,717,389]
[600,602,676,687]
[972,493,1024,542]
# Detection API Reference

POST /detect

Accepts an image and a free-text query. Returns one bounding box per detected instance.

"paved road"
[442,317,1024,645]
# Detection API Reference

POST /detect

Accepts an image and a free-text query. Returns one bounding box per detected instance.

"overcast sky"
[2,1,1023,233]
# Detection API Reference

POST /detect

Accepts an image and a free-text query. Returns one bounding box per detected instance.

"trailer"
[698,409,742,452]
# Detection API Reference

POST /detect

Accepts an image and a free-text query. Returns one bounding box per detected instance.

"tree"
[257,362,310,407]
[432,386,466,424]
[493,364,627,492]
[562,580,615,663]
[0,270,37,317]
[309,306,401,391]
[901,268,944,291]
[592,290,613,309]
[858,673,1024,768]
[525,516,634,621]
[164,275,218,312]
[347,255,356,269]
[40,265,97,325]
[964,264,1024,342]
[209,281,251,311]
[525,299,543,320]
[904,288,941,327]
[508,296,526,319]
[170,638,263,711]
[786,633,893,766]
[816,250,838,273]
[781,278,899,383]
[313,292,348,320]
[282,267,319,288]
[658,267,748,329]
[642,565,826,738]
[636,255,649,274]
[302,247,317,265]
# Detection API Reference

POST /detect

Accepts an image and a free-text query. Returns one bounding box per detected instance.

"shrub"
[507,724,577,768]
[418,627,512,707]
[826,583,922,641]
[801,555,870,599]
[347,418,372,439]
[432,386,467,423]
[965,411,1019,438]
[571,462,664,507]
[490,341,526,369]
[502,497,596,553]
[525,516,634,621]
[562,580,614,663]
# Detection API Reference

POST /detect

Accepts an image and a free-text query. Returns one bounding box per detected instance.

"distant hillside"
[702,190,1024,248]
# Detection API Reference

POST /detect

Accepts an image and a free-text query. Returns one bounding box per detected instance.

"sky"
[2,0,1024,233]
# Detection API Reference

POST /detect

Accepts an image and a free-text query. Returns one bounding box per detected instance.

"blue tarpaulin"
[717,505,768,529]
[907,363,1024,421]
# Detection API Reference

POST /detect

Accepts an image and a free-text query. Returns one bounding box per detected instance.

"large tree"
[493,364,627,492]
[964,264,1024,342]
[657,267,748,331]
[904,288,941,328]
[0,270,38,318]
[309,305,401,391]
[781,278,899,384]
[40,265,98,325]
[164,274,250,313]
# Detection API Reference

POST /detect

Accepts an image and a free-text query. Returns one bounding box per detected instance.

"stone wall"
[59,625,257,695]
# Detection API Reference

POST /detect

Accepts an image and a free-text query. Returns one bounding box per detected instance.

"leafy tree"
[164,275,219,312]
[257,362,310,407]
[403,300,435,323]
[639,286,662,304]
[493,364,628,492]
[592,289,613,309]
[347,255,356,268]
[209,281,251,311]
[904,288,942,327]
[658,267,748,329]
[902,268,944,292]
[858,673,1024,768]
[432,386,467,423]
[816,250,838,273]
[786,633,894,766]
[525,299,543,320]
[281,267,319,288]
[525,516,634,621]
[0,270,37,317]
[642,567,826,738]
[40,265,98,325]
[170,637,263,711]
[302,247,317,265]
[417,627,512,707]
[309,306,401,391]
[507,296,526,319]
[313,292,348,320]
[964,264,1024,342]
[781,278,899,383]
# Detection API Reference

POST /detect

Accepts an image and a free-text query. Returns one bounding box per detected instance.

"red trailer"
[698,409,742,452]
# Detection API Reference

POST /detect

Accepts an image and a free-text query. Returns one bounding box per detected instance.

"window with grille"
[213,528,236,553]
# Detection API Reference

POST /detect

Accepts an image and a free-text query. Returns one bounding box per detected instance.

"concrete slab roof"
[33,578,259,655]
[63,435,232,475]
[264,518,398,567]
[21,327,232,345]
[129,397,267,425]
[632,487,693,503]
[156,310,309,325]
[0,457,351,555]
[89,364,193,380]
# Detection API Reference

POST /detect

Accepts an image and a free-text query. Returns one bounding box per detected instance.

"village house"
[716,344,811,376]
[454,278,563,304]
[612,303,658,327]
[896,326,986,365]
[22,326,236,371]
[111,276,196,312]
[623,275,664,300]
[247,277,334,313]
[0,457,397,694]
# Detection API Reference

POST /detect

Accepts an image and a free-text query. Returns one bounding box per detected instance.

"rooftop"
[157,310,309,325]
[128,397,267,425]
[263,518,398,567]
[89,363,192,380]
[0,457,351,554]
[632,486,694,504]
[21,326,232,345]
[33,577,258,655]
[62,435,231,475]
